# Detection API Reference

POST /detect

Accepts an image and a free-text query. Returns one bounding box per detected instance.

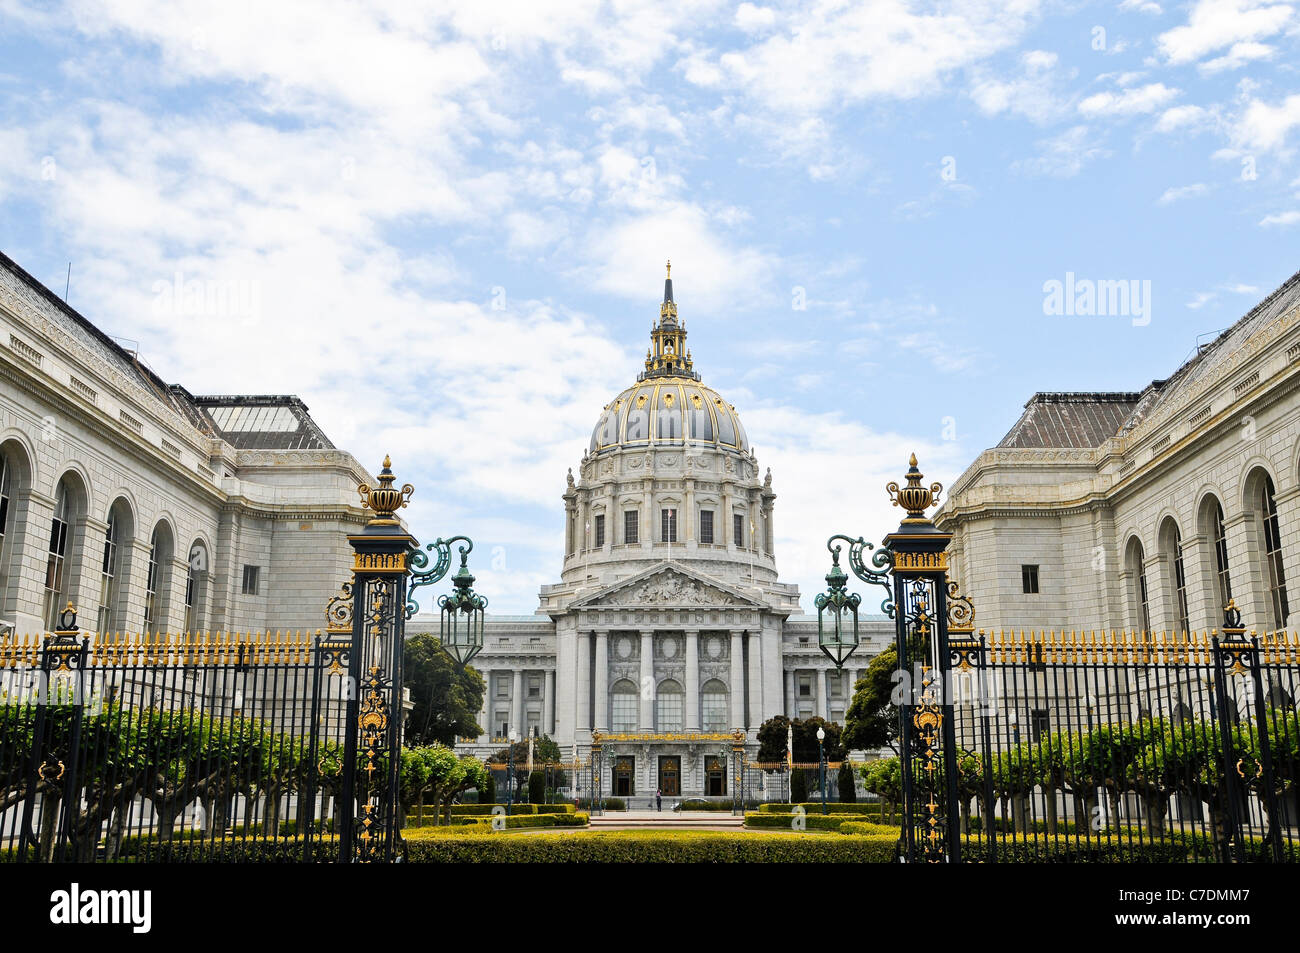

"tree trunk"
[1143,792,1168,836]
[1010,793,1029,832]
[1044,785,1059,835]
[263,787,282,835]
[959,796,972,834]
[39,792,60,862]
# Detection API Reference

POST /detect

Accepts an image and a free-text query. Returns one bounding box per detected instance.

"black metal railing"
[938,620,1300,862]
[0,622,354,862]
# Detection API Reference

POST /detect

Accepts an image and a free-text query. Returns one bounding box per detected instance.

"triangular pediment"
[570,563,766,610]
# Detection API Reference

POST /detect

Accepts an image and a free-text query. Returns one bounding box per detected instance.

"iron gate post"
[339,456,415,863]
[883,455,960,863]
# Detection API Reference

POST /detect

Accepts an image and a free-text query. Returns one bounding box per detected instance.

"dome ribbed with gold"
[588,264,749,455]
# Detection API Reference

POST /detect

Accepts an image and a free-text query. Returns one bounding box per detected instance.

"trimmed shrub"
[528,770,545,804]
[757,802,883,816]
[790,769,807,803]
[483,775,496,804]
[403,830,899,862]
[744,812,869,832]
[839,821,903,837]
[837,763,857,803]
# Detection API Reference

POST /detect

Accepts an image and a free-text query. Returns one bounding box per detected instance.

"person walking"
[656,788,662,812]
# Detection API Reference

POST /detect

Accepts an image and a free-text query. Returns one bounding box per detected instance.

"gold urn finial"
[666,259,671,278]
[887,453,943,522]
[357,455,414,526]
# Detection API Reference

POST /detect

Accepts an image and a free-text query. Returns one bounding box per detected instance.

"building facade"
[0,251,370,640]
[415,267,891,797]
[937,267,1300,639]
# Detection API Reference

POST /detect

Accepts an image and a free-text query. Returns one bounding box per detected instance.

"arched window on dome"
[715,402,736,446]
[625,391,651,442]
[686,403,717,444]
[656,394,682,440]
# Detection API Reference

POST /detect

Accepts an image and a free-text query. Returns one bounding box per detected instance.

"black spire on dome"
[639,260,699,382]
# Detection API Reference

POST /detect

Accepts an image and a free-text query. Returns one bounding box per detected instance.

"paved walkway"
[588,810,744,831]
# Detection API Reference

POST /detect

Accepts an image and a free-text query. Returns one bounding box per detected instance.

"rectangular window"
[528,676,541,699]
[624,511,639,544]
[702,690,727,732]
[496,715,509,737]
[699,510,714,544]
[1021,564,1039,594]
[798,674,811,697]
[734,513,744,547]
[241,564,260,595]
[1031,709,1050,744]
[527,712,541,737]
[496,676,509,697]
[661,507,677,543]
[594,514,605,547]
[656,691,683,732]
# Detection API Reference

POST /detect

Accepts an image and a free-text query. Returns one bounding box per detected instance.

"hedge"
[838,821,905,837]
[402,830,899,862]
[449,813,589,830]
[431,803,576,817]
[757,802,884,816]
[744,812,876,832]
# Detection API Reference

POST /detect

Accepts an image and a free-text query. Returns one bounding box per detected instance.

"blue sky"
[2,1,1299,614]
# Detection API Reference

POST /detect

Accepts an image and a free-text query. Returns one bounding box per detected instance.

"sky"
[1,0,1299,615]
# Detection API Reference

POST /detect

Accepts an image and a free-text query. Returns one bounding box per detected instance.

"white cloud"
[1158,182,1209,203]
[1079,83,1179,117]
[688,0,1041,112]
[1155,104,1211,132]
[734,2,777,32]
[1260,210,1300,226]
[969,51,1071,123]
[1232,94,1300,152]
[1157,0,1293,66]
[1119,0,1164,14]
[1013,125,1109,177]
[1200,39,1276,72]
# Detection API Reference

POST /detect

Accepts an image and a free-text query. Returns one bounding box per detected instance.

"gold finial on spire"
[383,454,392,468]
[909,452,918,467]
[666,259,671,278]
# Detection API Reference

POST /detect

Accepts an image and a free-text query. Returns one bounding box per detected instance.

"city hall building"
[937,267,1300,639]
[416,268,893,797]
[0,251,369,641]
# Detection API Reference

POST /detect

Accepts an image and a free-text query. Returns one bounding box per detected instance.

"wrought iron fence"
[0,610,352,862]
[945,605,1300,862]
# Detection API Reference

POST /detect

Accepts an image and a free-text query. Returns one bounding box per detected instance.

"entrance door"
[658,756,681,796]
[705,756,727,797]
[614,756,635,797]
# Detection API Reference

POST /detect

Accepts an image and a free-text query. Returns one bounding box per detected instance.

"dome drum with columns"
[414,264,893,802]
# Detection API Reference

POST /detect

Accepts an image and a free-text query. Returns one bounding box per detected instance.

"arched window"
[0,446,25,620]
[701,679,729,732]
[1160,518,1191,634]
[44,475,85,631]
[656,679,683,732]
[143,522,175,632]
[611,679,638,732]
[97,509,120,632]
[1200,496,1233,614]
[1126,537,1151,633]
[185,540,209,633]
[1253,473,1289,631]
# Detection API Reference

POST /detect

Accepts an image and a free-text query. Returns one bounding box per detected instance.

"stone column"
[576,632,591,732]
[821,669,832,720]
[512,670,524,737]
[784,669,795,717]
[640,630,655,729]
[478,669,492,740]
[685,630,700,729]
[729,630,745,728]
[684,478,695,549]
[747,631,762,728]
[594,630,609,731]
[544,669,556,736]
